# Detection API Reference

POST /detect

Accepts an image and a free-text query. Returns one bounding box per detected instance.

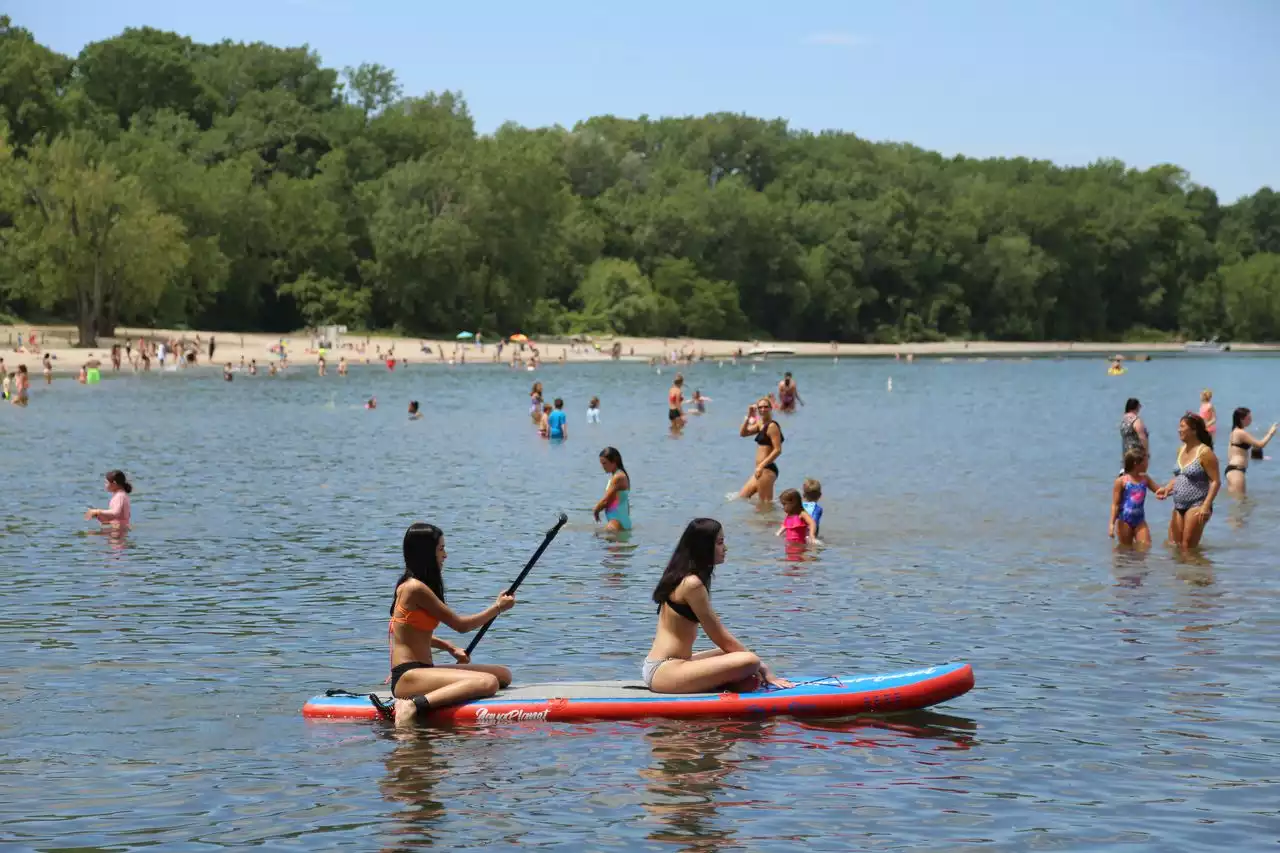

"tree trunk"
[77,259,101,348]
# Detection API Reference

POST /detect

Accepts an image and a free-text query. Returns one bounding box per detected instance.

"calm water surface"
[2,355,1278,850]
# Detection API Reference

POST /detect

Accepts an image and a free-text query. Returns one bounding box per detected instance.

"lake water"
[2,354,1278,850]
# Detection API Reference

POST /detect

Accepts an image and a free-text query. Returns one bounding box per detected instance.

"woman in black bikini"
[1225,407,1276,495]
[738,396,783,502]
[642,518,791,693]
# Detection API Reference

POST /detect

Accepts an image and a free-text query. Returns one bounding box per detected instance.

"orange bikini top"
[390,602,439,634]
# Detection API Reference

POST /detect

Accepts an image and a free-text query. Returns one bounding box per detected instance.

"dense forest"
[1,17,1278,347]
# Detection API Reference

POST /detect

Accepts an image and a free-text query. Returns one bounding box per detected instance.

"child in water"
[366,397,377,410]
[776,488,820,544]
[692,390,710,413]
[408,400,422,420]
[801,478,823,538]
[538,403,553,437]
[1109,449,1163,546]
[587,396,601,424]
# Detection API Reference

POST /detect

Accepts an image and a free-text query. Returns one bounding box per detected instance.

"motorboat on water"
[1184,338,1231,354]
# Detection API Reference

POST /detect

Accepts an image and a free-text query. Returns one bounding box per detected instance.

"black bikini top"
[660,597,700,624]
[754,421,783,447]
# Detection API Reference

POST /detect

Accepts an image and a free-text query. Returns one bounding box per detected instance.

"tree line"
[1,17,1277,348]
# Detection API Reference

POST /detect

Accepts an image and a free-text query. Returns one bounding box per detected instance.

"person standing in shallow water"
[86,470,133,530]
[1224,407,1276,495]
[370,523,518,727]
[777,372,803,413]
[1119,398,1149,463]
[668,375,686,428]
[1159,414,1220,550]
[594,446,632,531]
[739,397,783,503]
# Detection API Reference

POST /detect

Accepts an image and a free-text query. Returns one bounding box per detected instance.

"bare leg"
[739,472,760,499]
[437,663,512,688]
[649,650,762,694]
[1168,509,1184,546]
[1116,521,1135,546]
[1181,506,1211,549]
[1133,522,1152,547]
[605,519,622,532]
[1226,470,1246,495]
[755,469,778,503]
[390,668,502,727]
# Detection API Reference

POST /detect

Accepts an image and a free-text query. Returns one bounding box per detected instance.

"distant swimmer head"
[778,488,802,514]
[674,374,684,387]
[599,446,627,477]
[1125,398,1141,414]
[408,400,419,415]
[366,397,377,409]
[653,518,724,607]
[104,470,133,494]
[589,396,600,409]
[802,478,822,501]
[397,522,446,611]
[1233,407,1251,429]
[1200,388,1213,403]
[1122,449,1148,474]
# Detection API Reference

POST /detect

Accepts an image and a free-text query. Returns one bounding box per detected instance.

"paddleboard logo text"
[475,707,550,723]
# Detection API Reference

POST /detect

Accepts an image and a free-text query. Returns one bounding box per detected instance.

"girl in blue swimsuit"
[594,447,632,531]
[1110,449,1163,546]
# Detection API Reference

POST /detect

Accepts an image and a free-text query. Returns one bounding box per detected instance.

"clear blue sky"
[11,0,1278,200]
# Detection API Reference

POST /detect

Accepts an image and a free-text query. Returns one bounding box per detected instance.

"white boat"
[744,347,797,359]
[1184,338,1231,354]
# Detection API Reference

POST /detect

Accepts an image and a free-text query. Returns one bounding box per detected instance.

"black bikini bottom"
[390,660,433,695]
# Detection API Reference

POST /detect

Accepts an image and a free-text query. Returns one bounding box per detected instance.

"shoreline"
[2,324,1272,376]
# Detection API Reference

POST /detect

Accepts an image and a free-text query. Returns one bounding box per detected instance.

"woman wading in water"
[1159,414,1220,550]
[739,397,783,502]
[370,523,518,727]
[642,518,791,693]
[593,447,632,531]
[1224,407,1276,494]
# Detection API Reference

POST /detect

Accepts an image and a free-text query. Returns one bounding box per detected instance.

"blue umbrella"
[456,331,474,340]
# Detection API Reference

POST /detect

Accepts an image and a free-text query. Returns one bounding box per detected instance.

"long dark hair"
[652,518,721,609]
[1181,413,1214,450]
[1124,397,1141,414]
[106,470,133,494]
[1233,407,1250,430]
[600,446,629,486]
[391,523,445,614]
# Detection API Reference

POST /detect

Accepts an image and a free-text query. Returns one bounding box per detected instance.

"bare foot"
[393,698,418,728]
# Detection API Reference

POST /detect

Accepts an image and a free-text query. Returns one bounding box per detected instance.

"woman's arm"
[1238,425,1278,449]
[684,582,750,655]
[1108,479,1122,536]
[1204,407,1216,430]
[1202,449,1221,514]
[739,409,759,437]
[593,472,622,516]
[1134,417,1149,451]
[414,584,515,634]
[1142,474,1165,497]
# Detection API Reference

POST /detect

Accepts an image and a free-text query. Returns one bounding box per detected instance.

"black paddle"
[465,512,568,656]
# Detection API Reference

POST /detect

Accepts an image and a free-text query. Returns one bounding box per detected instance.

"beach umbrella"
[510,333,529,343]
[456,331,474,340]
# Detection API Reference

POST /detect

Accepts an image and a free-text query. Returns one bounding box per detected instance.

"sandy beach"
[0,324,1267,376]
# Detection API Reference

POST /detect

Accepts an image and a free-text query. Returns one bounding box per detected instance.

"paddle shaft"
[465,513,568,656]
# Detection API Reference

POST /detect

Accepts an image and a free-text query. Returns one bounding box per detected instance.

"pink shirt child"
[98,491,131,528]
[783,513,808,543]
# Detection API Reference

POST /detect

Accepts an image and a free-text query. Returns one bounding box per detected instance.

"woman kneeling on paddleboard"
[643,518,792,694]
[370,523,517,725]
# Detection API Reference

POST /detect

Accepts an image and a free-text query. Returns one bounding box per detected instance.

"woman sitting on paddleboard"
[370,523,517,725]
[739,397,783,502]
[643,518,791,694]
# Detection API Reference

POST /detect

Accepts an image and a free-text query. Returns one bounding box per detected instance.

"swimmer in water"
[1158,413,1220,549]
[593,446,632,531]
[366,397,377,410]
[548,398,567,440]
[223,363,234,382]
[801,478,823,538]
[668,375,686,428]
[587,396,601,424]
[85,470,133,530]
[368,523,517,727]
[42,354,52,385]
[1198,389,1217,436]
[530,382,544,425]
[738,397,783,503]
[11,365,29,406]
[776,488,820,544]
[538,403,552,437]
[1224,407,1276,495]
[338,357,347,376]
[691,390,710,414]
[777,372,803,412]
[408,400,422,420]
[642,518,792,693]
[1109,449,1162,546]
